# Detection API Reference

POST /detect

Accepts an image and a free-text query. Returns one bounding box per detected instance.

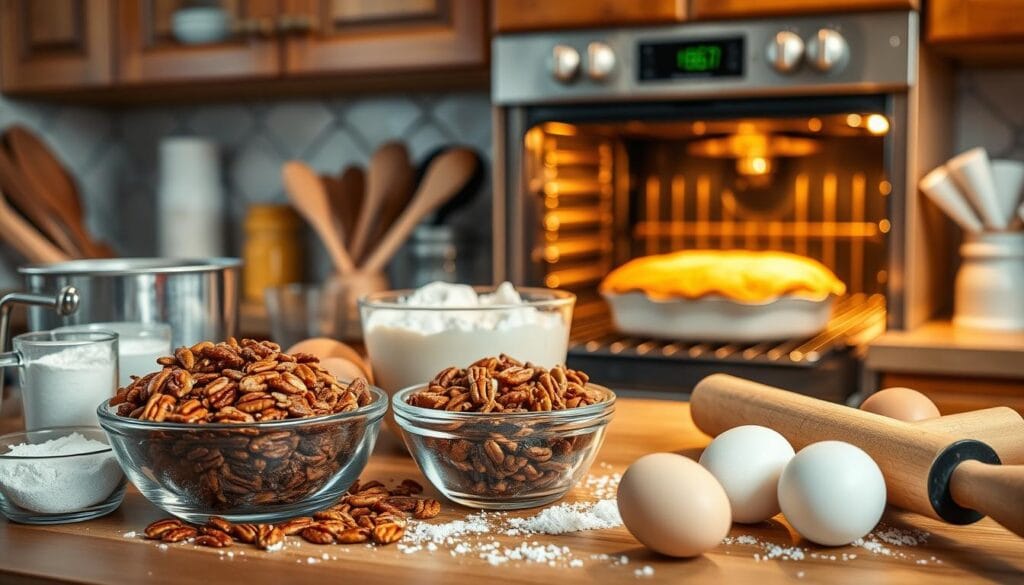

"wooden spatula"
[361,148,478,276]
[348,142,411,264]
[335,165,365,249]
[0,145,82,257]
[282,161,355,274]
[0,187,70,263]
[4,126,112,257]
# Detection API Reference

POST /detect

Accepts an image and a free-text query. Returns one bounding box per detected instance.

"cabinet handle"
[277,14,318,34]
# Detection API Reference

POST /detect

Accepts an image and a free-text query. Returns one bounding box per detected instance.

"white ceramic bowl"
[603,291,835,343]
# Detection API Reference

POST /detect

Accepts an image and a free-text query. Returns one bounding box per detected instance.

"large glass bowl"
[97,387,387,523]
[0,426,126,524]
[392,384,615,510]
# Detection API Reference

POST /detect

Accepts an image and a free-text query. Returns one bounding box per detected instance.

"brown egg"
[286,338,372,382]
[860,387,940,421]
[617,453,732,558]
[320,357,367,383]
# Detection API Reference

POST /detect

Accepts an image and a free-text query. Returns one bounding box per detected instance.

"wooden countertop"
[1,399,1022,584]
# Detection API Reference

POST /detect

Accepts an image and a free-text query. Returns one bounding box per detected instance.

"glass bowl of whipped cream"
[359,282,575,428]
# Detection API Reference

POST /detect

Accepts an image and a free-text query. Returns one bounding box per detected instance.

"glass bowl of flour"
[0,427,126,524]
[359,283,575,425]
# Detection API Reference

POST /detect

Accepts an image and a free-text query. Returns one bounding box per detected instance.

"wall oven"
[492,11,955,401]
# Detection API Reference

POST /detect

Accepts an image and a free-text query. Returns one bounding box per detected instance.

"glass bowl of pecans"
[97,338,387,524]
[392,355,615,510]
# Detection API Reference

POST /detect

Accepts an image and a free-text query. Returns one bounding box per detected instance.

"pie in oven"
[600,250,846,304]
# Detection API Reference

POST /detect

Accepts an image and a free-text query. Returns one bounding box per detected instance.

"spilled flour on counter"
[398,471,628,570]
[721,524,937,567]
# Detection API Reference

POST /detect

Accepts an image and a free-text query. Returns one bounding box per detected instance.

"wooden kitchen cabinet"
[690,0,917,20]
[0,0,114,92]
[927,0,1024,64]
[281,0,486,76]
[492,0,686,32]
[117,0,280,84]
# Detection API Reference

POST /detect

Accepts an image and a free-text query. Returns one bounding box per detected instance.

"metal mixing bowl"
[19,258,241,348]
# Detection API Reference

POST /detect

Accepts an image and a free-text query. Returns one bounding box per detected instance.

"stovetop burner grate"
[569,294,885,368]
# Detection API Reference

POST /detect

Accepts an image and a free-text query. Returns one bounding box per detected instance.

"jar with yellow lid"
[243,204,304,302]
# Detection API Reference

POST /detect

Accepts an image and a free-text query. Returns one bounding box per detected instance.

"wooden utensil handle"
[916,408,1024,465]
[951,461,1024,538]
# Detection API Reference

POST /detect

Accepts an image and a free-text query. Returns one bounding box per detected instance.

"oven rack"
[568,293,885,367]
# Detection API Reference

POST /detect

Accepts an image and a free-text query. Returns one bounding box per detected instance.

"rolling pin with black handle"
[691,374,1024,538]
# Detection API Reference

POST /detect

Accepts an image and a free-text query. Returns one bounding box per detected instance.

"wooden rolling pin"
[691,374,1024,538]
[916,407,1024,464]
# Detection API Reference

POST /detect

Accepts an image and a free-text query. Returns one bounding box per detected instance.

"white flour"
[0,432,122,513]
[363,282,570,392]
[398,497,624,569]
[21,342,117,430]
[118,336,171,387]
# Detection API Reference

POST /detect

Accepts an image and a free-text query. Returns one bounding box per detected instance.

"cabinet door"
[493,0,686,33]
[282,0,486,76]
[691,0,916,20]
[117,0,280,84]
[0,0,114,92]
[929,0,1024,42]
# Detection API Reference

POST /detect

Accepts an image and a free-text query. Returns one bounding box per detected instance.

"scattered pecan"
[139,478,440,552]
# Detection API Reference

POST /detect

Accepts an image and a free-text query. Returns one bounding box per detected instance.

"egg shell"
[617,452,732,558]
[286,338,373,382]
[699,425,795,523]
[860,387,940,421]
[320,357,368,383]
[778,441,886,546]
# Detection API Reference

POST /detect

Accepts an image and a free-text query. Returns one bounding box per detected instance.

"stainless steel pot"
[19,258,241,348]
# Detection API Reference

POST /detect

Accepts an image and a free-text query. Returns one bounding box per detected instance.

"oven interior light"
[865,114,890,135]
[846,113,863,127]
[807,117,823,132]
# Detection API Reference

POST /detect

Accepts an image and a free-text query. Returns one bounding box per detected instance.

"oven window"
[523,112,890,361]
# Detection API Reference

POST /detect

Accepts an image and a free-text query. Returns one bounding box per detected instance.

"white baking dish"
[602,291,836,343]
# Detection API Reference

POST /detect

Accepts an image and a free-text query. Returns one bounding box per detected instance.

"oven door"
[496,95,901,400]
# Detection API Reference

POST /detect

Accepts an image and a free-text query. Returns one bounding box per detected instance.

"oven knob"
[805,28,849,73]
[551,44,581,83]
[765,31,804,74]
[587,42,616,81]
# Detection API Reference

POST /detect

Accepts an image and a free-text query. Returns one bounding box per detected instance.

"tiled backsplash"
[0,91,492,288]
[0,68,1021,289]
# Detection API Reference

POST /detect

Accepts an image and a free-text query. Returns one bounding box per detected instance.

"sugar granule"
[505,500,622,536]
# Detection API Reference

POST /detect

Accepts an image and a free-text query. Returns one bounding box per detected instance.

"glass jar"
[243,205,304,302]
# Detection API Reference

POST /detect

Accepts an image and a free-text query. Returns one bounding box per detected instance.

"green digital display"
[676,45,723,72]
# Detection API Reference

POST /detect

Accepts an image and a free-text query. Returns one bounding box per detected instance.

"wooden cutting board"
[1,399,1022,585]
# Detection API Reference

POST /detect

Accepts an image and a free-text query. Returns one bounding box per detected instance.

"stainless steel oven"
[492,11,956,401]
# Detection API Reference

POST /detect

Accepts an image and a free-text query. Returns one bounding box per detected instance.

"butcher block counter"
[1,399,1022,585]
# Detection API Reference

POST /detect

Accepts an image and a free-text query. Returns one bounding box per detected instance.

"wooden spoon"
[361,148,477,275]
[335,165,365,249]
[348,142,411,265]
[0,145,82,257]
[4,126,111,257]
[0,188,70,263]
[282,161,355,274]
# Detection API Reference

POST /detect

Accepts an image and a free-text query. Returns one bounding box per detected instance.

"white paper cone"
[947,147,1007,230]
[919,165,984,233]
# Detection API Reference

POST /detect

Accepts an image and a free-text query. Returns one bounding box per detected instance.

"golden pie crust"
[600,250,846,303]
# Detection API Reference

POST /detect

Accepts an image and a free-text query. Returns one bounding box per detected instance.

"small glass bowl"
[392,384,615,510]
[0,426,126,524]
[97,387,387,524]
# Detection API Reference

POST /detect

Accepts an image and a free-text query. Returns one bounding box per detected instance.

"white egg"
[699,425,795,523]
[778,441,886,546]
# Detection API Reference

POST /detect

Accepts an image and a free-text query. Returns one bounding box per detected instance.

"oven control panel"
[493,11,914,105]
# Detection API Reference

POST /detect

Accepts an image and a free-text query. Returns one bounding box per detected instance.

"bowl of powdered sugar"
[0,427,125,524]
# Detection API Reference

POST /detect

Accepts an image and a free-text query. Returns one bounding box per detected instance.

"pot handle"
[0,286,80,352]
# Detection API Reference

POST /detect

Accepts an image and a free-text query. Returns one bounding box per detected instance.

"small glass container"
[393,384,615,509]
[0,426,126,524]
[244,204,304,302]
[55,322,172,387]
[0,331,118,431]
[265,273,388,346]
